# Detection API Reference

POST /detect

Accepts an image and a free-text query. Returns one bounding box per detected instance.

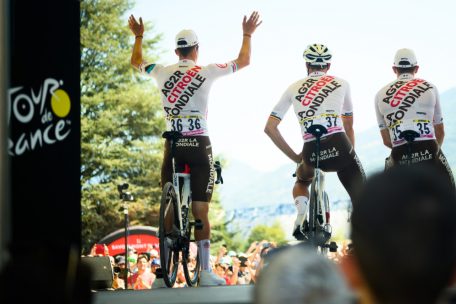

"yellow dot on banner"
[51,89,71,117]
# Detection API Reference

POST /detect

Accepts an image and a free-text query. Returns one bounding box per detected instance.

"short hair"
[351,165,456,304]
[254,244,355,304]
[137,253,150,262]
[307,62,328,71]
[395,66,417,74]
[176,45,197,57]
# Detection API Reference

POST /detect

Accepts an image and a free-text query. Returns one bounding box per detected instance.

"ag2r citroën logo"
[8,78,72,156]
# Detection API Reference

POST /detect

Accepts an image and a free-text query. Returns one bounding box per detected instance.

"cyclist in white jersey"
[129,12,262,286]
[265,44,365,239]
[375,48,455,187]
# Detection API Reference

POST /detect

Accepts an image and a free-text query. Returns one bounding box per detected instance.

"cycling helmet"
[303,44,332,66]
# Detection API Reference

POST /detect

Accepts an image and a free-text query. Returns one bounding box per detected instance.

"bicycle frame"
[304,124,335,252]
[160,131,221,286]
[168,140,193,241]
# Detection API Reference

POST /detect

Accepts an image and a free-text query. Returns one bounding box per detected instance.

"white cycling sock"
[197,240,212,271]
[294,196,309,215]
[294,196,308,228]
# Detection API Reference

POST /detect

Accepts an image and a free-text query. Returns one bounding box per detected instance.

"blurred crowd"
[85,239,287,290]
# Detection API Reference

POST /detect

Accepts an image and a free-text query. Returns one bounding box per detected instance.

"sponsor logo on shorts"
[176,138,200,147]
[398,149,433,165]
[309,147,339,162]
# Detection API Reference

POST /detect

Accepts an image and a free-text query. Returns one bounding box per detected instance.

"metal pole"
[123,200,129,289]
[0,0,11,270]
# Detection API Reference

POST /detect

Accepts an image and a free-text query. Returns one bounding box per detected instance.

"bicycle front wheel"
[182,241,200,287]
[159,182,180,287]
[308,175,318,236]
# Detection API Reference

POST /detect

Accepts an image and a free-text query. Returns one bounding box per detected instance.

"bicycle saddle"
[306,124,328,138]
[162,131,183,141]
[398,130,420,143]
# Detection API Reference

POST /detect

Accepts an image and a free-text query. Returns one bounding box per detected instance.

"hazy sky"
[129,0,456,171]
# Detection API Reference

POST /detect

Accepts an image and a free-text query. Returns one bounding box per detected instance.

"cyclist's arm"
[233,11,262,70]
[433,87,444,147]
[342,115,355,147]
[434,123,444,147]
[341,82,355,146]
[380,128,392,149]
[374,92,392,148]
[128,15,144,68]
[264,117,301,163]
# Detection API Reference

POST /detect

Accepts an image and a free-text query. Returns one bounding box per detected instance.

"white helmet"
[303,44,332,66]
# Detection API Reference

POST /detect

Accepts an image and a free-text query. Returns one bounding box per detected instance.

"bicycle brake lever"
[216,176,223,184]
[214,161,223,184]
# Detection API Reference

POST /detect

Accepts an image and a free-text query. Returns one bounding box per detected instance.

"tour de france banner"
[8,1,80,247]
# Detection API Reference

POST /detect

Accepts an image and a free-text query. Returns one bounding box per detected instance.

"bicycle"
[158,131,223,288]
[295,124,338,254]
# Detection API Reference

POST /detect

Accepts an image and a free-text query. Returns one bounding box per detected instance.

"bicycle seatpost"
[306,124,328,169]
[398,130,420,164]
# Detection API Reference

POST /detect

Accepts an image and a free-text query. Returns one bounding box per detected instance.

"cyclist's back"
[375,48,455,187]
[140,59,238,136]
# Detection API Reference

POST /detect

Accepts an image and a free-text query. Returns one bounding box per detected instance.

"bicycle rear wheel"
[308,173,318,247]
[159,182,180,287]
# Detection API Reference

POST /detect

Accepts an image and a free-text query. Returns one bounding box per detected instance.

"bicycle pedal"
[293,226,308,241]
[329,241,338,252]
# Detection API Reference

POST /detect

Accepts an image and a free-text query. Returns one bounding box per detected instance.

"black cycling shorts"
[161,136,215,202]
[390,140,455,188]
[296,132,366,202]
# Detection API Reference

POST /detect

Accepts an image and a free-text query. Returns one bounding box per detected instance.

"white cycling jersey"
[375,73,443,147]
[270,71,353,142]
[139,59,238,136]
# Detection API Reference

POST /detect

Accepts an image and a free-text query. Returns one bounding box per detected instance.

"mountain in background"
[220,87,456,239]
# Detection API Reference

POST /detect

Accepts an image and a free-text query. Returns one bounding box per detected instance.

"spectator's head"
[351,165,456,304]
[254,244,355,304]
[136,254,150,272]
[151,258,160,273]
[94,243,109,256]
[116,256,126,270]
[215,263,227,277]
[149,248,159,260]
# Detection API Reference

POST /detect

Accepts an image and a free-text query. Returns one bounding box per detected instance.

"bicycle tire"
[159,182,180,287]
[182,241,200,286]
[181,194,201,286]
[308,173,318,248]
